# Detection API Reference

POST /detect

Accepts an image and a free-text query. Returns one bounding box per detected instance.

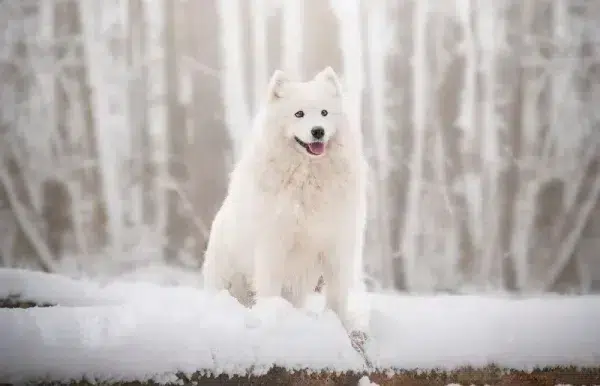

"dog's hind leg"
[229,273,255,307]
[281,286,307,309]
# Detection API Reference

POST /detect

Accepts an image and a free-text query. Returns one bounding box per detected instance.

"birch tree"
[217,0,251,160]
[401,0,430,290]
[280,0,304,78]
[365,0,395,288]
[143,0,168,240]
[79,1,128,256]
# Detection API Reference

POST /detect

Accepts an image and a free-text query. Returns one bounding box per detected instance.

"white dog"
[202,67,367,330]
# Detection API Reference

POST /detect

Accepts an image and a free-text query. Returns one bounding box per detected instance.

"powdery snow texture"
[0,268,599,384]
[358,375,380,385]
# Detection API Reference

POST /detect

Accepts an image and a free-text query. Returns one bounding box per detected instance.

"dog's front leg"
[324,237,371,367]
[252,241,285,299]
[323,247,353,329]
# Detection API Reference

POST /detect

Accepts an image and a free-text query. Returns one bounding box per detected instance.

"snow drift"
[0,268,599,384]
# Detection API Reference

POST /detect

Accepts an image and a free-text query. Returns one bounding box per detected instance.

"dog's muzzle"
[294,137,326,156]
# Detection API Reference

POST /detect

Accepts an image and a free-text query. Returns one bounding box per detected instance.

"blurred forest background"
[0,0,599,294]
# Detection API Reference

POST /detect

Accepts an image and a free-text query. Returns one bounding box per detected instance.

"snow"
[0,268,119,307]
[1,267,600,384]
[358,375,379,386]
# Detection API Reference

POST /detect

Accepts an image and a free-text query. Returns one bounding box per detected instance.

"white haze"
[0,0,599,293]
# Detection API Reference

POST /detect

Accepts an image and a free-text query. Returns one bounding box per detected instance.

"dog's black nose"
[311,126,325,140]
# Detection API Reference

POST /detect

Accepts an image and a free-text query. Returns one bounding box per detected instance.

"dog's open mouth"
[294,137,326,156]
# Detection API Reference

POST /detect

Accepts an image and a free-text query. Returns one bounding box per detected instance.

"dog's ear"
[266,70,289,102]
[314,66,343,97]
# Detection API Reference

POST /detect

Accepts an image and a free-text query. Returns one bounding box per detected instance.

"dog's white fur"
[202,67,367,328]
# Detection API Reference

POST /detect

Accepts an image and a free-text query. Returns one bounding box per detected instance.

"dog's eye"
[321,110,328,117]
[295,110,304,118]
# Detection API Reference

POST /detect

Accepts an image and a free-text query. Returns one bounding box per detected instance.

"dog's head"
[264,67,344,158]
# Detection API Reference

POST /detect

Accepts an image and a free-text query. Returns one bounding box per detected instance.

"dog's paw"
[349,329,368,352]
[349,329,373,369]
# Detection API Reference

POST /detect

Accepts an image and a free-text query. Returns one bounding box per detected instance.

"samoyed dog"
[202,67,367,331]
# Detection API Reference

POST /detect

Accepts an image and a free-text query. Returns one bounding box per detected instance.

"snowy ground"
[0,267,599,384]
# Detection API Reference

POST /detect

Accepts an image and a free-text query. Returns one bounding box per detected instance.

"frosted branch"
[0,163,57,272]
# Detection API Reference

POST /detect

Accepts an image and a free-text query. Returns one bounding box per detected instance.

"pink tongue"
[308,142,325,155]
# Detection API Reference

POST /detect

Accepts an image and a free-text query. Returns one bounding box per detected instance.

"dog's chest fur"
[255,148,356,242]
